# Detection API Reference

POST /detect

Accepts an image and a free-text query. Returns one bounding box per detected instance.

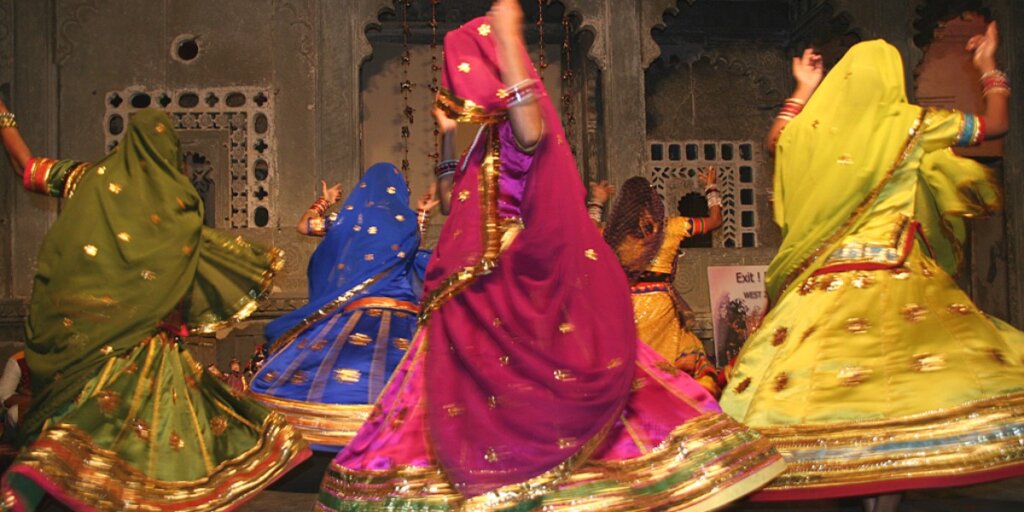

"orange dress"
[624,217,721,396]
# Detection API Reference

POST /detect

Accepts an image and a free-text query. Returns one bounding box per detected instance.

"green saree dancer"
[1,109,310,511]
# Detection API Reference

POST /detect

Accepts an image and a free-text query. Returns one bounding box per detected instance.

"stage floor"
[239,452,1024,512]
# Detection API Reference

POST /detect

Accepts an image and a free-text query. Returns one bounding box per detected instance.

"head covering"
[424,17,636,496]
[24,110,279,439]
[604,176,667,282]
[767,40,998,302]
[265,163,424,349]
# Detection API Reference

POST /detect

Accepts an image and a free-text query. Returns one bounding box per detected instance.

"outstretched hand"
[417,181,441,212]
[488,0,525,44]
[792,48,824,92]
[321,180,343,205]
[966,21,999,73]
[589,180,615,205]
[698,166,717,188]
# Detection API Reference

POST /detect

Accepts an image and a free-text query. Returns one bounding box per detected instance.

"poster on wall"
[707,265,769,365]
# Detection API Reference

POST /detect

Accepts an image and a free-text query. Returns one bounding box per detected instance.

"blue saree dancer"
[249,163,431,451]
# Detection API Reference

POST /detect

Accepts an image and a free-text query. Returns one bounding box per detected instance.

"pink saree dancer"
[317,13,784,512]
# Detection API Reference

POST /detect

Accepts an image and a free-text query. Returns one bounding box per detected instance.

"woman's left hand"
[589,180,615,205]
[417,182,441,212]
[966,21,999,73]
[698,166,718,188]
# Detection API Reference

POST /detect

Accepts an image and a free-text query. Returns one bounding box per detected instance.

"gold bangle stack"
[0,112,16,128]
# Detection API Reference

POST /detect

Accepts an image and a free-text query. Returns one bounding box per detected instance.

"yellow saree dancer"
[720,40,1024,500]
[624,216,721,395]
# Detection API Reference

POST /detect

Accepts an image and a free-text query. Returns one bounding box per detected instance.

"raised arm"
[766,49,823,155]
[296,180,342,236]
[967,22,1009,140]
[432,107,457,216]
[0,99,34,175]
[693,166,723,232]
[489,0,544,150]
[586,180,615,227]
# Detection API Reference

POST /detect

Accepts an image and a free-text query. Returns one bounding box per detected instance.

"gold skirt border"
[248,392,373,447]
[3,412,310,512]
[755,392,1024,495]
[316,412,785,511]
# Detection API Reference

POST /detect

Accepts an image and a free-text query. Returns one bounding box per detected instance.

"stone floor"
[238,452,1024,512]
[26,450,1024,511]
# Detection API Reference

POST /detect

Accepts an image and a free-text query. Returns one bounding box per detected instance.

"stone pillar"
[568,0,662,188]
[993,0,1024,326]
[4,0,58,299]
[316,0,391,189]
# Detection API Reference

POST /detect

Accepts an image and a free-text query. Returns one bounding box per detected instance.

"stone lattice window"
[647,140,759,248]
[104,87,275,229]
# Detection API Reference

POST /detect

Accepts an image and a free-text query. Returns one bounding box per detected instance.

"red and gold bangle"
[981,69,1010,96]
[500,79,538,109]
[23,157,57,194]
[776,98,806,121]
[308,198,330,216]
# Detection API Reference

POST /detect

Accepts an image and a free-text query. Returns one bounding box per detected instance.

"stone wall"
[1,0,1022,368]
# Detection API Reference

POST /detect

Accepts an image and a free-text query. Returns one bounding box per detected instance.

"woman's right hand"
[792,48,824,92]
[432,106,458,134]
[698,166,718,188]
[321,180,342,205]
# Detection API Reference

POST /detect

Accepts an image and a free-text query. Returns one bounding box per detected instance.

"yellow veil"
[767,40,1000,302]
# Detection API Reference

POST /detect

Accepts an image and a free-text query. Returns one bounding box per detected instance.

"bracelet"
[417,208,430,235]
[775,98,805,121]
[0,112,15,128]
[434,159,458,179]
[704,185,719,194]
[707,190,723,208]
[502,79,538,109]
[587,204,604,224]
[309,198,330,216]
[981,69,1010,96]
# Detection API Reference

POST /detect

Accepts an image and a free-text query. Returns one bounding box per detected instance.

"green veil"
[768,40,1000,303]
[22,110,281,441]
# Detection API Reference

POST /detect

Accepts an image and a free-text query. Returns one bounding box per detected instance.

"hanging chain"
[429,0,441,166]
[536,0,547,77]
[400,0,414,181]
[561,13,576,155]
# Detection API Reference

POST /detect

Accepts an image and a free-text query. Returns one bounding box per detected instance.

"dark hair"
[603,176,666,282]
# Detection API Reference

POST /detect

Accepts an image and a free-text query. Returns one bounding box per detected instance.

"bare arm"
[694,166,723,232]
[433,107,457,215]
[968,22,1009,139]
[766,49,823,155]
[296,180,342,236]
[489,0,543,150]
[0,100,33,175]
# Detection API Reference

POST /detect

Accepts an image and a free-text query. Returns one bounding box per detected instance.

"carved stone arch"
[56,0,100,65]
[789,0,863,66]
[641,0,691,69]
[355,0,398,66]
[560,0,682,72]
[912,0,993,50]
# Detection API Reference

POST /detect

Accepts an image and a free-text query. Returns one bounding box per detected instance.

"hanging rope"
[400,0,414,181]
[561,12,576,156]
[537,0,548,77]
[429,0,441,166]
